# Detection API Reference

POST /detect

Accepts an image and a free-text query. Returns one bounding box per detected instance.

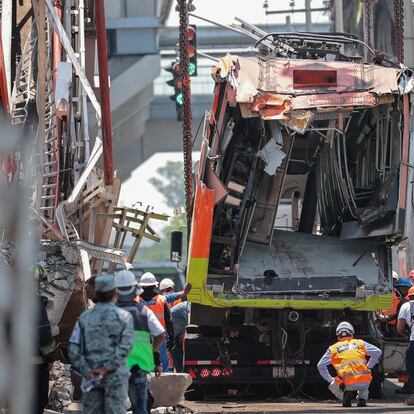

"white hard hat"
[392,271,399,280]
[139,272,158,287]
[159,278,175,291]
[336,321,355,337]
[114,270,137,295]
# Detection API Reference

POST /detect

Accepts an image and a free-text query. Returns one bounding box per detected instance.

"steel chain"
[393,0,404,63]
[363,0,375,58]
[178,0,194,233]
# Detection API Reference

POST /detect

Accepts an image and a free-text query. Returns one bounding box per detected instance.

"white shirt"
[398,300,414,341]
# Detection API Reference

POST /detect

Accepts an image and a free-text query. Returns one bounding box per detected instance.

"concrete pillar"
[335,0,344,33]
[403,0,414,67]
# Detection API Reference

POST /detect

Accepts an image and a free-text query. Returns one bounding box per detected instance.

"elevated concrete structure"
[136,22,331,167]
[107,7,330,178]
[104,0,171,180]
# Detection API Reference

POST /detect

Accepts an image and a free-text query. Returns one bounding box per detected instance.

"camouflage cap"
[95,274,116,292]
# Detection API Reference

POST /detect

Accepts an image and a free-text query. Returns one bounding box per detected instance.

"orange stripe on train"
[189,182,215,259]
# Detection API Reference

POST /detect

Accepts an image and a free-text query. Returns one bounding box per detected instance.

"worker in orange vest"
[380,277,413,393]
[382,278,411,328]
[397,286,414,404]
[136,272,175,372]
[317,322,382,407]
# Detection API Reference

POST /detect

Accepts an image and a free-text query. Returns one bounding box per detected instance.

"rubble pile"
[37,242,81,336]
[48,362,74,412]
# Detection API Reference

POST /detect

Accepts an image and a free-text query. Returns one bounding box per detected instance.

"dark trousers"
[171,334,184,372]
[35,363,49,414]
[406,342,414,390]
[129,368,149,414]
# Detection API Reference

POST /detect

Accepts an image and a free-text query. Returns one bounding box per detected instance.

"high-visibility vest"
[169,297,182,309]
[120,303,154,372]
[329,338,372,385]
[382,290,401,325]
[139,294,166,328]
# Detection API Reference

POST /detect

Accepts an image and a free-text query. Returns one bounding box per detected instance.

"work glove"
[183,283,192,295]
[167,337,175,352]
[330,377,345,390]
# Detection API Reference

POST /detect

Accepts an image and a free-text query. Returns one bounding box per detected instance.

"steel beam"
[94,0,114,186]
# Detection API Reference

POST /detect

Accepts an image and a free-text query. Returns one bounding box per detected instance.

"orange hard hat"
[408,286,414,297]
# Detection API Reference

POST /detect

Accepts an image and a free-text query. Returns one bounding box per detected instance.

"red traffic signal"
[188,25,197,77]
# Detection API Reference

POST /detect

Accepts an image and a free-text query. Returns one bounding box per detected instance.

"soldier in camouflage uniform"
[69,275,134,414]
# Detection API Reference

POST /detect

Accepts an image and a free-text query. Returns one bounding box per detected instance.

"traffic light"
[165,61,183,121]
[187,25,197,77]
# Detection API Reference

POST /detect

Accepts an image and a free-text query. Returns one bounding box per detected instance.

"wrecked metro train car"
[184,33,414,396]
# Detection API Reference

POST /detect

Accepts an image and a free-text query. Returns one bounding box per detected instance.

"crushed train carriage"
[184,33,414,397]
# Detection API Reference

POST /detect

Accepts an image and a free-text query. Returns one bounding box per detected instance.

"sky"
[120,152,183,218]
[120,0,330,221]
[167,0,329,27]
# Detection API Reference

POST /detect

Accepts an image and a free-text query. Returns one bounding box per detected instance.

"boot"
[357,399,367,407]
[343,391,353,407]
[406,396,414,405]
[396,383,414,394]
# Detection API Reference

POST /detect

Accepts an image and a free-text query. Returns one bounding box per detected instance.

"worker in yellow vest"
[317,322,382,407]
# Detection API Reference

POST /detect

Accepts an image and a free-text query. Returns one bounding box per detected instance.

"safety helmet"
[336,321,355,338]
[114,270,137,295]
[395,277,411,288]
[408,286,414,298]
[409,269,414,278]
[392,271,399,280]
[138,272,159,287]
[159,278,175,291]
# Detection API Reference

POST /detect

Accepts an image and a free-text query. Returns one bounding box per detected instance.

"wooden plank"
[111,222,160,242]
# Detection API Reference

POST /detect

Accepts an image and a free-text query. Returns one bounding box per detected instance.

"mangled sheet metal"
[212,55,413,129]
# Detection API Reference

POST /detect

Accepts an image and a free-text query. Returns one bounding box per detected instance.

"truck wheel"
[369,367,384,399]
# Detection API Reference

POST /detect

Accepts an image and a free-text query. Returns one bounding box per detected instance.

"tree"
[149,161,185,209]
[138,161,187,263]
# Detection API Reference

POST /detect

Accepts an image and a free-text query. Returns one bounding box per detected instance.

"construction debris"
[150,373,193,408]
[48,362,74,413]
[37,243,81,337]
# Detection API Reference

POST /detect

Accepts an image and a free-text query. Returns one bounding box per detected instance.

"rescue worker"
[69,275,134,414]
[397,286,414,405]
[317,321,382,407]
[382,277,411,327]
[136,272,175,372]
[170,301,190,372]
[85,276,96,303]
[393,271,399,287]
[34,267,56,414]
[159,277,192,308]
[388,278,413,394]
[409,270,414,286]
[114,270,165,414]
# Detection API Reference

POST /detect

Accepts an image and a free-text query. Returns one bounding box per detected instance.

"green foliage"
[139,161,187,264]
[137,214,187,263]
[148,161,185,209]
